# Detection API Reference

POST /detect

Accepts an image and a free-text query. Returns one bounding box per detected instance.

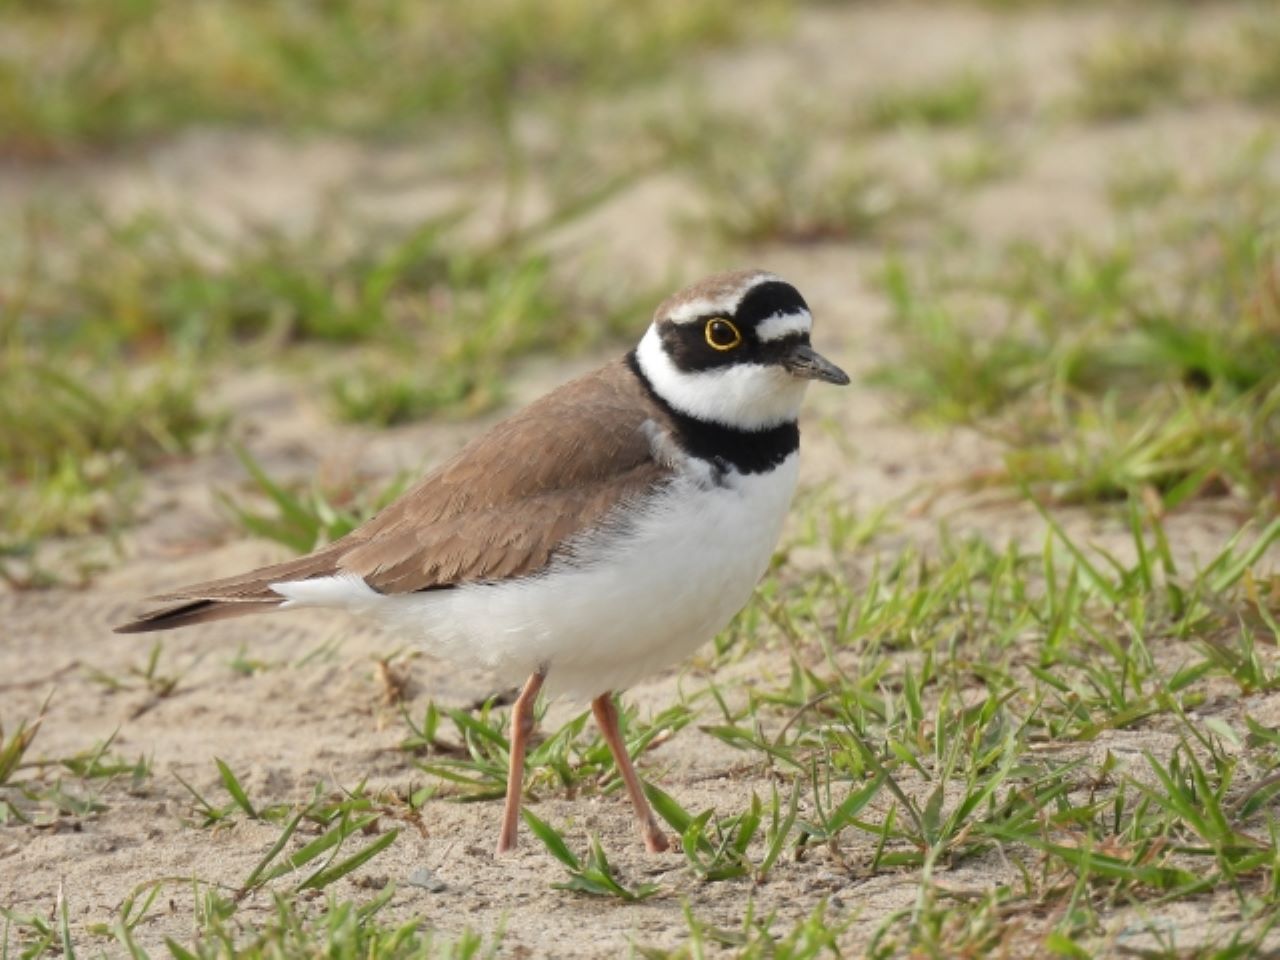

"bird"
[115,268,849,855]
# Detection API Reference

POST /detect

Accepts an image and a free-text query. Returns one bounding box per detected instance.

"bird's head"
[634,269,849,430]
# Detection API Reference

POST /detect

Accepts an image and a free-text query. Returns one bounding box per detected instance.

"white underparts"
[270,452,800,700]
[634,326,808,430]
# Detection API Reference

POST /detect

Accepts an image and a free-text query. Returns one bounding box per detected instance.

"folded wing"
[115,359,673,633]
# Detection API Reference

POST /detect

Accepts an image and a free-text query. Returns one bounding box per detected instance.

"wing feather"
[115,359,674,632]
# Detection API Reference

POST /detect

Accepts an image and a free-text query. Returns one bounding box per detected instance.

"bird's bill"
[780,343,850,385]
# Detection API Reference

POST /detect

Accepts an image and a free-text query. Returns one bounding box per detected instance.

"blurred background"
[3,2,1280,955]
[2,0,1277,578]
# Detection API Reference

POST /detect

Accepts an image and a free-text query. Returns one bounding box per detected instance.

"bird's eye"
[704,318,742,351]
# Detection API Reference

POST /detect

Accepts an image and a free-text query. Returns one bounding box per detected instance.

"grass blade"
[297,829,399,891]
[522,808,581,870]
[214,759,256,819]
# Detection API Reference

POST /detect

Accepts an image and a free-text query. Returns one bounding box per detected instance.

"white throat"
[635,326,808,430]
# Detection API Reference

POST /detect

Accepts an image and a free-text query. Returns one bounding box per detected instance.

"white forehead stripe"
[755,310,813,343]
[667,297,725,325]
[635,326,808,430]
[666,271,782,325]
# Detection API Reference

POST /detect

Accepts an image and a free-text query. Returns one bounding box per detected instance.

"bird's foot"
[643,825,672,854]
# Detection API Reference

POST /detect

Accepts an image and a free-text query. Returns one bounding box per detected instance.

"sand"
[3,3,1279,956]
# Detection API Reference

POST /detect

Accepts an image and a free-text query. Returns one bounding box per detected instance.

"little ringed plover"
[116,268,849,855]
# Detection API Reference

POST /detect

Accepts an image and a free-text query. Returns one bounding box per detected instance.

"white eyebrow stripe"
[665,271,783,325]
[667,297,723,325]
[756,310,813,342]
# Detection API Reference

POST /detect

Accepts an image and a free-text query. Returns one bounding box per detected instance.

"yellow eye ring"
[705,317,742,351]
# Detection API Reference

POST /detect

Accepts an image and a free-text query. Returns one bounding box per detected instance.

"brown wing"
[116,358,674,632]
[338,358,673,591]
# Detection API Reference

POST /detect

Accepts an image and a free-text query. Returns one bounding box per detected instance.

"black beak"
[781,343,850,385]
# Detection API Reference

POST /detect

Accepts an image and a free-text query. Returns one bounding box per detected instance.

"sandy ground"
[4,3,1280,957]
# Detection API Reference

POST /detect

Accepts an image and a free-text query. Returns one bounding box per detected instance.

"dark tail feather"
[112,545,347,634]
[114,598,283,634]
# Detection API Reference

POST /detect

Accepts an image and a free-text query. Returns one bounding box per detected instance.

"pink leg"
[591,693,670,853]
[496,671,544,855]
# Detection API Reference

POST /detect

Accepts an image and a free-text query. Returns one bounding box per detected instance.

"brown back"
[146,358,675,606]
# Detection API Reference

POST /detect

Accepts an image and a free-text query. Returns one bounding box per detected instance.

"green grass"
[524,809,660,901]
[1,206,657,563]
[363,487,1280,954]
[163,891,498,960]
[995,384,1280,507]
[1074,27,1198,120]
[6,210,618,358]
[219,446,413,553]
[1233,16,1280,105]
[864,71,993,130]
[0,751,480,956]
[4,885,499,960]
[572,489,1280,954]
[935,136,1022,189]
[8,2,1280,956]
[1105,160,1182,211]
[870,157,1280,509]
[639,901,847,958]
[670,115,924,246]
[0,360,216,549]
[0,0,761,563]
[1,698,151,826]
[0,0,791,157]
[1071,18,1280,121]
[686,496,1280,954]
[404,695,692,805]
[330,363,495,427]
[323,251,651,425]
[6,208,651,416]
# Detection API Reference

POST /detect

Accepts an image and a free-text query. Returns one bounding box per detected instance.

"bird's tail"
[113,545,345,634]
[113,598,283,634]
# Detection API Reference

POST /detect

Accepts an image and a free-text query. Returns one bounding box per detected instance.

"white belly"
[273,454,799,699]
